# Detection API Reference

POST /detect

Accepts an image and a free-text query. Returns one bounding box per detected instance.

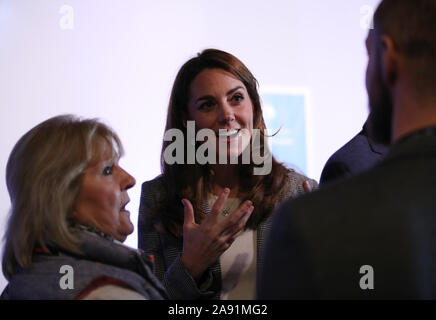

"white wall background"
[0,0,381,291]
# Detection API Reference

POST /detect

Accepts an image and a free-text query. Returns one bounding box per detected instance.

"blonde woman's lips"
[120,209,130,217]
[120,199,130,212]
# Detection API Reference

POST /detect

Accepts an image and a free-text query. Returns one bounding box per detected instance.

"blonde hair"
[2,114,123,279]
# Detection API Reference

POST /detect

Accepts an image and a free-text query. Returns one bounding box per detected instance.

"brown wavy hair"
[157,49,292,238]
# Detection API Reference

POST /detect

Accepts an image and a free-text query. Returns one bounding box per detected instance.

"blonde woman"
[1,115,166,300]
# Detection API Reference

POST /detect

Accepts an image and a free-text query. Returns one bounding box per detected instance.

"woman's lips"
[120,199,130,212]
[216,129,240,139]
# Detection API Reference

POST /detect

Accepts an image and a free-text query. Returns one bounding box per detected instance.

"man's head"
[366,0,436,145]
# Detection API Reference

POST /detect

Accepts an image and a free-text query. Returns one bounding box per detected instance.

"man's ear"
[380,35,399,86]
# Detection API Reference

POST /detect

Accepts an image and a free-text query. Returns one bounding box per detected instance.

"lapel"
[200,198,223,297]
[256,216,272,271]
[363,123,389,155]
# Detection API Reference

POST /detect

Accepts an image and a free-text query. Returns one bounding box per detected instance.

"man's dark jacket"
[259,129,436,299]
[320,123,388,186]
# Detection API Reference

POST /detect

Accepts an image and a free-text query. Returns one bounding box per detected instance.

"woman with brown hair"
[138,49,317,300]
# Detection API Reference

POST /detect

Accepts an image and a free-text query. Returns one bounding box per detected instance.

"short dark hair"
[374,0,436,96]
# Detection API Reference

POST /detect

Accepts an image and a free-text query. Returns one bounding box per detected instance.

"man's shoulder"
[325,130,371,164]
[279,166,384,220]
[320,130,387,185]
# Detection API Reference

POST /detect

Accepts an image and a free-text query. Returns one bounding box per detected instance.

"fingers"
[217,205,254,253]
[209,188,230,220]
[182,198,196,229]
[221,203,254,238]
[303,180,312,193]
[219,200,253,234]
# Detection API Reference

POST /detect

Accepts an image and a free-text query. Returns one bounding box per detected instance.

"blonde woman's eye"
[103,166,113,175]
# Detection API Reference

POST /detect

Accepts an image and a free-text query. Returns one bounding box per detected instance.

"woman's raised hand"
[181,188,254,280]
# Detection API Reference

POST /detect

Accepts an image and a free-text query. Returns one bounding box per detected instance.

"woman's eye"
[102,165,113,175]
[232,93,244,102]
[199,101,214,110]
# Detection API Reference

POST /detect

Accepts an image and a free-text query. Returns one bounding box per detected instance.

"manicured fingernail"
[181,199,185,207]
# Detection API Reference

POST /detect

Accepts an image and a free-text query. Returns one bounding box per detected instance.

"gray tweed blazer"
[138,172,317,300]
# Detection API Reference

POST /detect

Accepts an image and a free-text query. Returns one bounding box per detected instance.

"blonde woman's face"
[73,143,136,242]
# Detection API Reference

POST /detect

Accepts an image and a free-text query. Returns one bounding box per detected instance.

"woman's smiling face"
[187,68,254,160]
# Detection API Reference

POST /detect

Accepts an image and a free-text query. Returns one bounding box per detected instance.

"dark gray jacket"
[320,123,388,186]
[1,230,167,300]
[259,130,436,299]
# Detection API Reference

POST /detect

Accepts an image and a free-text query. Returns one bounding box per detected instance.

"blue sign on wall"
[261,88,310,175]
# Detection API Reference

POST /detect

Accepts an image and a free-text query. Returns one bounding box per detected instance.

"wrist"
[181,254,203,280]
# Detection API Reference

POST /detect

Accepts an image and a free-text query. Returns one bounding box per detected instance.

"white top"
[207,194,257,300]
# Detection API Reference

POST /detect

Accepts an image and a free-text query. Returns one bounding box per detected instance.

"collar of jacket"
[383,127,436,164]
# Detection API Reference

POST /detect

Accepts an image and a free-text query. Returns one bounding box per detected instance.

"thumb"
[182,198,196,228]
